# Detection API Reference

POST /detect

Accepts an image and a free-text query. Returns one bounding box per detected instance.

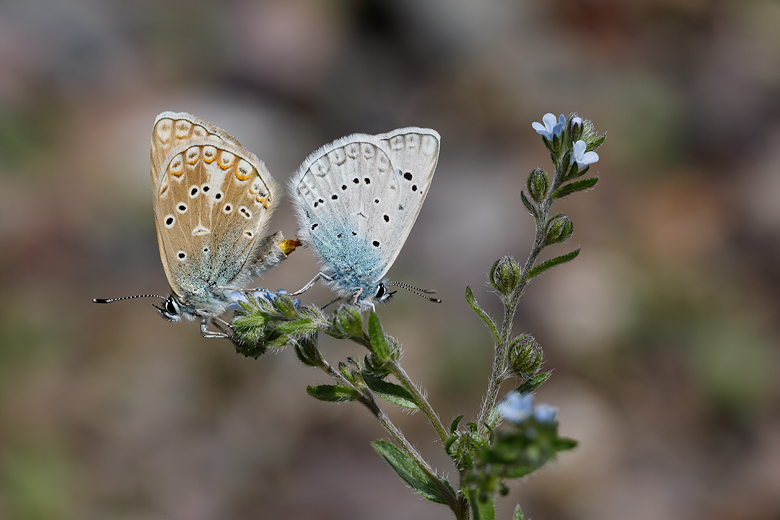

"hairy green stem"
[346,330,450,445]
[475,169,561,436]
[318,357,463,518]
[388,360,449,444]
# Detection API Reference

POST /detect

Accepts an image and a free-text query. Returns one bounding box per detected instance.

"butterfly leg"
[321,296,343,309]
[349,289,376,311]
[200,318,230,339]
[291,272,333,296]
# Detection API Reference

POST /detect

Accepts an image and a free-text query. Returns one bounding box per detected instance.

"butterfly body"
[289,127,440,308]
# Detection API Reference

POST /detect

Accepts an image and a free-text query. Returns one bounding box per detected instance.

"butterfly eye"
[375,284,385,299]
[165,300,177,314]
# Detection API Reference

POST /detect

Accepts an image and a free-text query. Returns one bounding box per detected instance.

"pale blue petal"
[581,151,599,166]
[498,392,535,424]
[229,290,248,303]
[532,121,553,139]
[570,140,585,164]
[542,113,558,130]
[533,404,558,424]
[227,290,249,310]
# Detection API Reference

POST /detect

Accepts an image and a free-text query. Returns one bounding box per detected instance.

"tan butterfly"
[95,112,297,337]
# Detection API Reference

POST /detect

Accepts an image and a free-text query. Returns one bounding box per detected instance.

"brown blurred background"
[1,0,779,519]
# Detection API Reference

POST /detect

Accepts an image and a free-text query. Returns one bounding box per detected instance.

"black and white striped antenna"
[387,281,441,303]
[93,294,167,304]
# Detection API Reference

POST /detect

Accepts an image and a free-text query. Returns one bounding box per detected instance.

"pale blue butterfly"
[289,127,441,308]
[94,112,297,337]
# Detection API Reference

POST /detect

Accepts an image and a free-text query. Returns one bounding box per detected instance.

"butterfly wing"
[151,111,244,185]
[151,113,279,312]
[290,127,439,293]
[371,127,440,279]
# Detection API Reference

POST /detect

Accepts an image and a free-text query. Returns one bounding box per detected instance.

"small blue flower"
[498,391,560,426]
[532,403,558,425]
[497,392,534,424]
[570,140,599,167]
[532,113,565,140]
[570,116,582,129]
[227,290,250,310]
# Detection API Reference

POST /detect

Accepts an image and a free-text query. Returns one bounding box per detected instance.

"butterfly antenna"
[93,294,167,304]
[387,281,441,303]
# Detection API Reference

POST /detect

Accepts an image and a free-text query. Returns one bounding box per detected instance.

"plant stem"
[388,360,449,444]
[345,329,450,445]
[318,357,464,518]
[475,184,557,436]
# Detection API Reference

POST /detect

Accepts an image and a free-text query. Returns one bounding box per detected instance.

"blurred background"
[1,0,779,519]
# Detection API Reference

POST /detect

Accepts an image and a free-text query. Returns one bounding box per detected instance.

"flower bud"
[569,116,583,142]
[527,168,549,203]
[489,256,520,295]
[507,334,543,378]
[544,214,573,246]
[331,305,363,338]
[294,335,324,367]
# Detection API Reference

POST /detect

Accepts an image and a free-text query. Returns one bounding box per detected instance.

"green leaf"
[466,287,500,345]
[450,415,465,435]
[520,191,538,221]
[515,371,551,394]
[513,505,525,520]
[570,164,590,179]
[275,318,318,336]
[273,295,300,318]
[526,248,580,280]
[368,311,392,363]
[230,310,267,332]
[363,373,419,409]
[372,440,453,505]
[265,333,292,348]
[467,488,496,520]
[555,436,578,451]
[551,177,599,199]
[306,384,360,403]
[589,134,606,150]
